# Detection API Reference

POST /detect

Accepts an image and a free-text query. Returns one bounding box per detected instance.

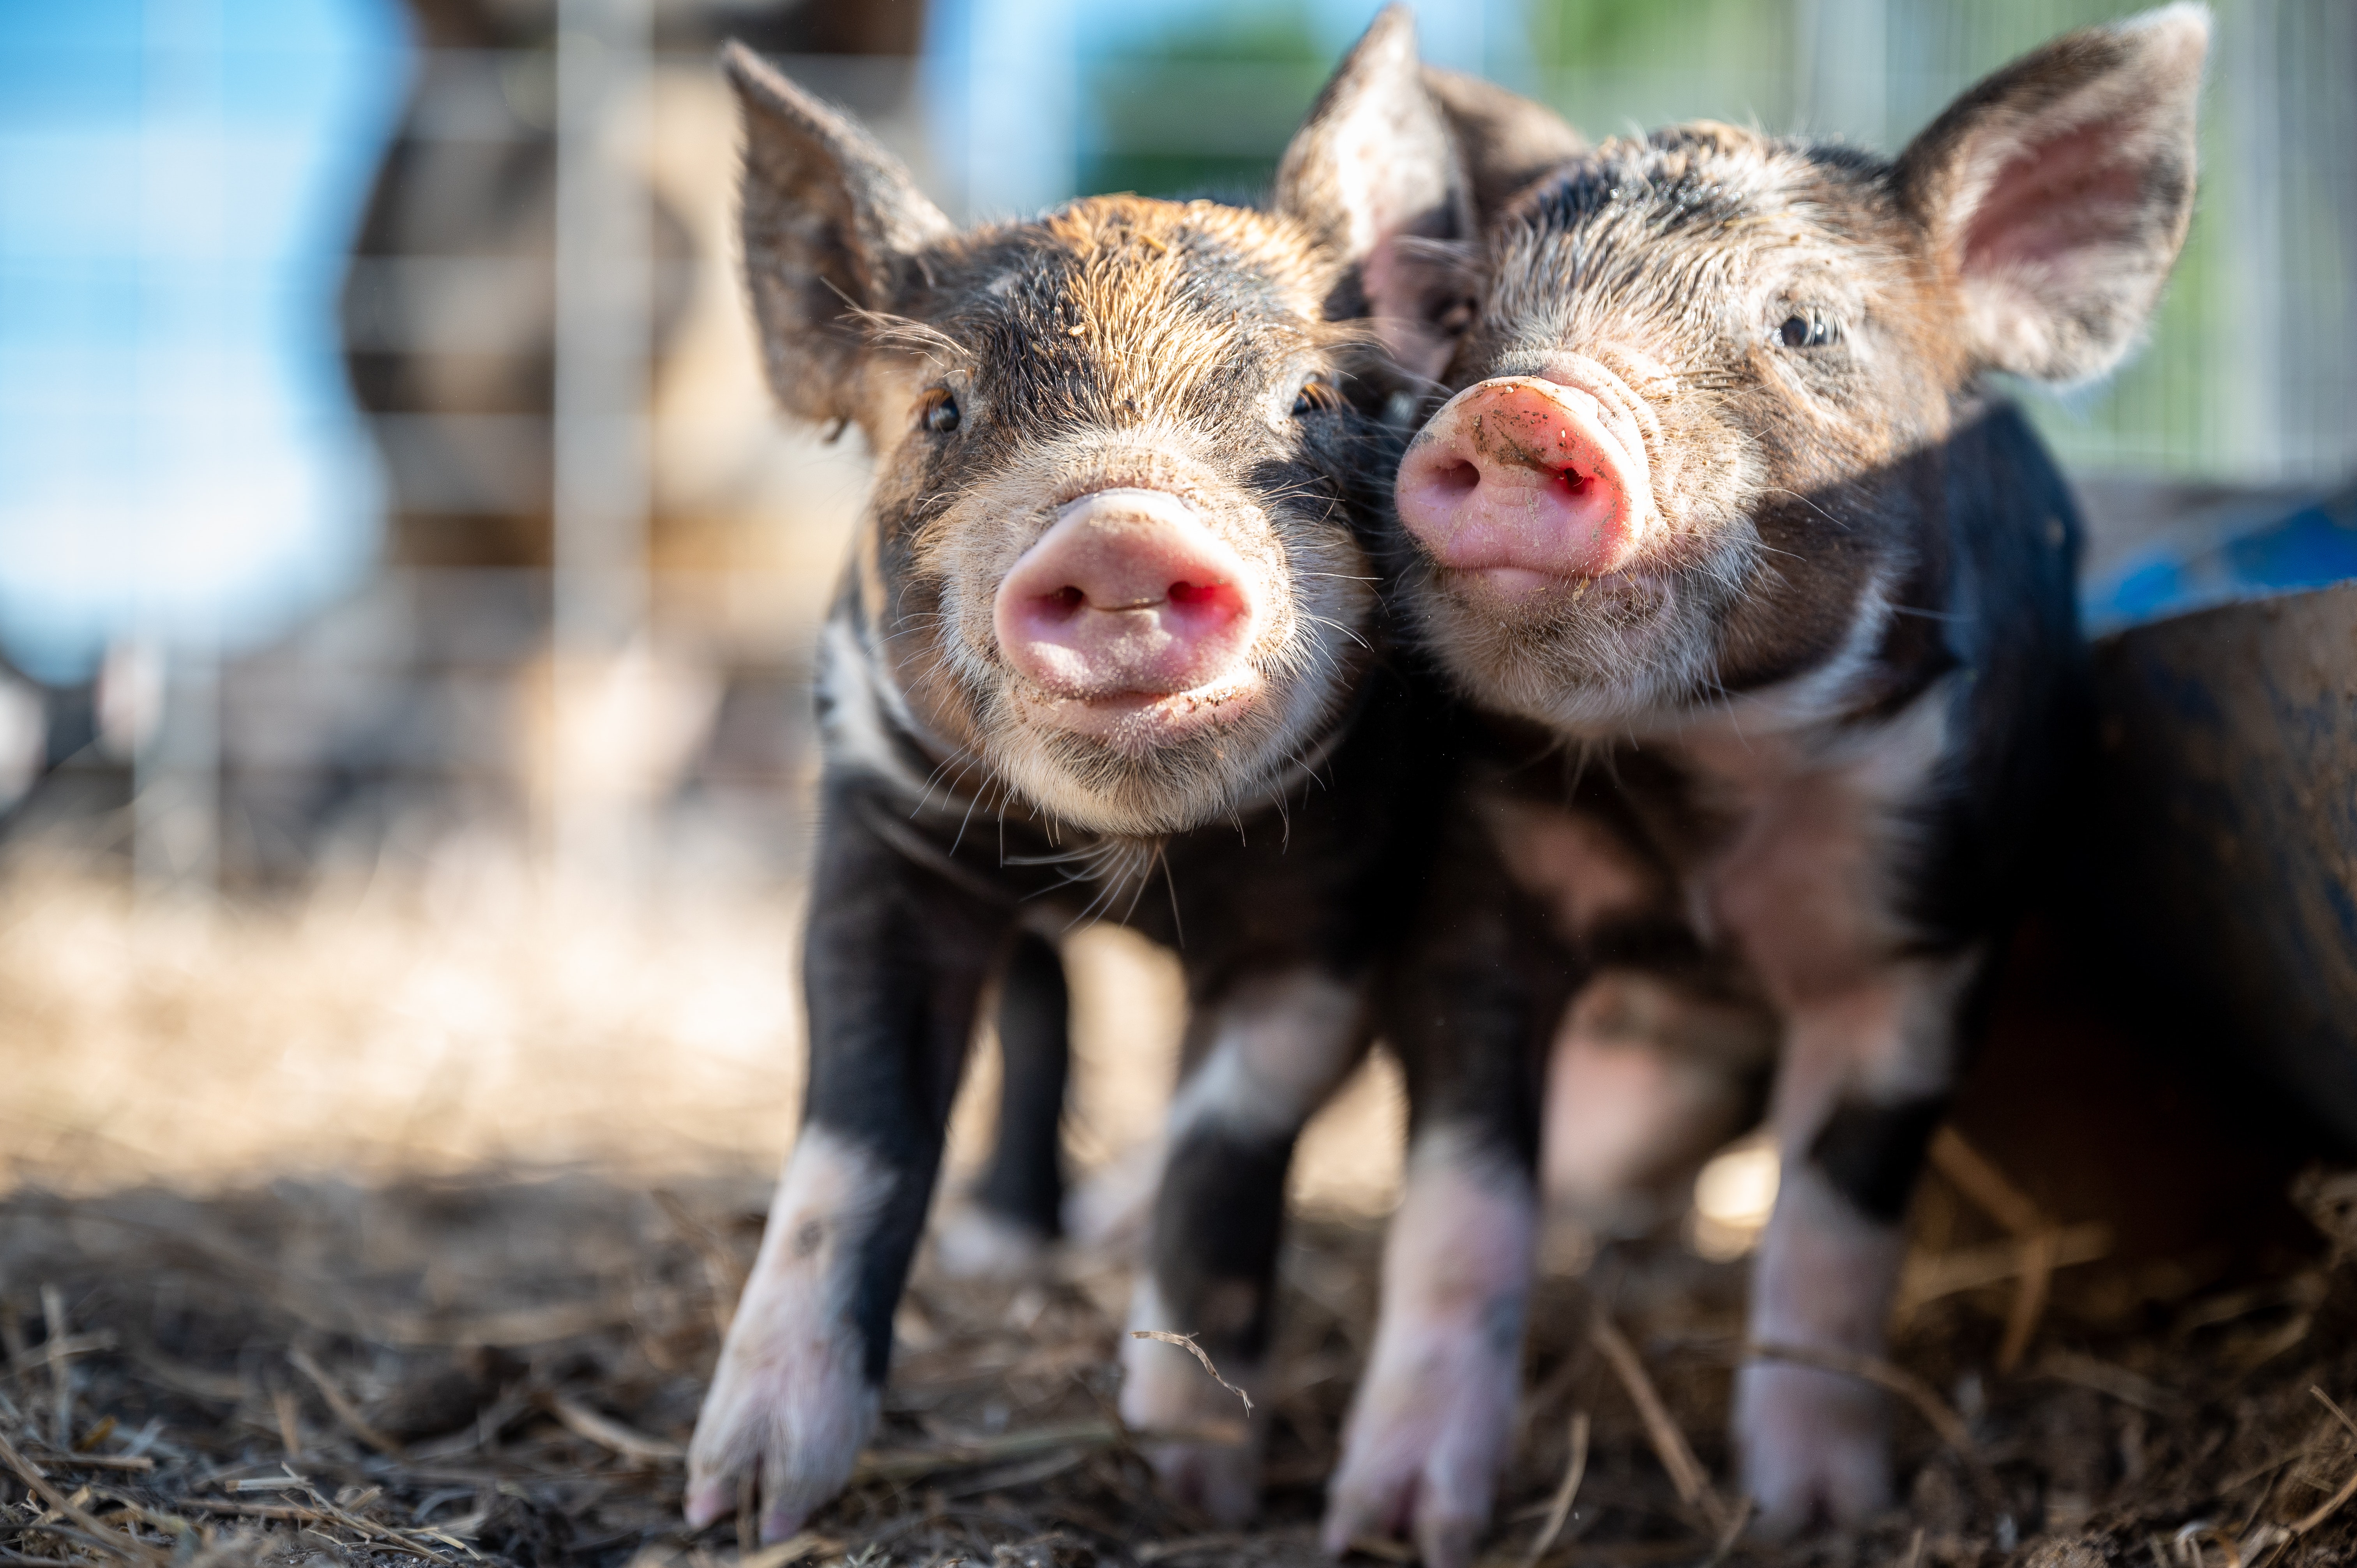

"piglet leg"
[937,929,1070,1276]
[1323,1134,1536,1568]
[1325,810,1561,1568]
[685,1127,891,1540]
[686,785,1007,1541]
[1121,969,1368,1524]
[1735,952,1979,1538]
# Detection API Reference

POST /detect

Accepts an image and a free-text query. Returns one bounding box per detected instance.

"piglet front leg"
[1323,1134,1535,1568]
[1325,818,1558,1568]
[1735,1159,1909,1534]
[1734,955,1974,1538]
[686,1128,893,1538]
[1120,969,1369,1524]
[686,786,1007,1540]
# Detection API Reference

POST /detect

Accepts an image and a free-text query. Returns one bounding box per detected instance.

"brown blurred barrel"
[2091,583,2357,1144]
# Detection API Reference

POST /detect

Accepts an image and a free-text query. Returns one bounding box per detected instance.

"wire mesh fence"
[2,0,2350,893]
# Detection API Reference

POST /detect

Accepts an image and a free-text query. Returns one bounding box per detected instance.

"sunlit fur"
[850,196,1387,839]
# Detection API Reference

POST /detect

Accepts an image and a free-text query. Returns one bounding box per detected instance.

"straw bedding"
[0,871,2352,1568]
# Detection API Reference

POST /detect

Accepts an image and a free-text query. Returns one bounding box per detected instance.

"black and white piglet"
[1382,5,2208,1536]
[684,15,1573,1559]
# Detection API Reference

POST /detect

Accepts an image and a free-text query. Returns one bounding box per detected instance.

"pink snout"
[993,489,1262,703]
[1395,376,1655,598]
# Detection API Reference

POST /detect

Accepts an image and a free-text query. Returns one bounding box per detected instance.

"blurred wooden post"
[131,632,219,903]
[551,0,654,881]
[2222,0,2286,483]
[955,0,1076,221]
[127,0,223,906]
[1793,0,1886,147]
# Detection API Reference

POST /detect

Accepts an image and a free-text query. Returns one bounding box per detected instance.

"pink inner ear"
[1362,233,1472,383]
[1961,116,2150,277]
[1362,238,1436,376]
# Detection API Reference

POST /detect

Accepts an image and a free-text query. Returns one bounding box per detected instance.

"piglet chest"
[1481,685,1956,1013]
[1668,694,1954,1011]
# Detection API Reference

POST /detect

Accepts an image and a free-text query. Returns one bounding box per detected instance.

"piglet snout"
[1396,376,1654,596]
[994,489,1261,701]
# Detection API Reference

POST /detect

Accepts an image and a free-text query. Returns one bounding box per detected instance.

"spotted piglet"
[1381,6,2208,1536]
[684,12,1572,1552]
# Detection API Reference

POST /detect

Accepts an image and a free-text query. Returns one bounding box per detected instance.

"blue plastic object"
[2082,489,2357,634]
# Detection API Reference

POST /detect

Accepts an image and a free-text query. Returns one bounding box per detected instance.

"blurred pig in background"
[300,0,932,881]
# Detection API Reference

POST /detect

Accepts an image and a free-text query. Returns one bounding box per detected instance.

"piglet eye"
[1292,377,1343,417]
[919,388,961,434]
[1779,312,1837,349]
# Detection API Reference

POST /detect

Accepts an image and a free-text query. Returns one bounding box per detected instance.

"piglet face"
[1396,126,1943,731]
[727,9,1472,836]
[855,203,1383,836]
[1397,6,2208,734]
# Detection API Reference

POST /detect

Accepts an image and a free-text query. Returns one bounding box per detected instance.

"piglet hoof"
[684,1326,877,1541]
[684,1279,879,1542]
[1135,1429,1261,1527]
[1318,1340,1518,1568]
[1118,1321,1262,1524]
[1733,1361,1892,1540]
[1321,1492,1481,1568]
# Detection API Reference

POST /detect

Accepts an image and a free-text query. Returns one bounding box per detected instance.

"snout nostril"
[1166,580,1224,608]
[1557,468,1595,499]
[1433,460,1481,496]
[1035,585,1086,618]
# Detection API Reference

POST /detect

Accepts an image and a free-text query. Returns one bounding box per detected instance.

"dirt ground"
[2,865,2355,1568]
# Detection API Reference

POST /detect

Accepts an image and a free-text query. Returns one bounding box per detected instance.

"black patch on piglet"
[973,930,1071,1239]
[1151,1128,1296,1361]
[1808,1095,1946,1225]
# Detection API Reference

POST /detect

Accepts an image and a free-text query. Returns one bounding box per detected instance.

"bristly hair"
[1005,832,1170,928]
[848,307,974,364]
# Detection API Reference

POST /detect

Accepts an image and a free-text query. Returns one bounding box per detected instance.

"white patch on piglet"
[1735,1162,1906,1537]
[1165,969,1367,1142]
[816,613,937,804]
[1542,971,1773,1228]
[686,1128,892,1542]
[1324,1129,1537,1568]
[1062,1137,1164,1254]
[1686,676,1958,1006]
[929,1201,1051,1279]
[1771,950,1981,1148]
[1480,795,1664,942]
[1736,950,1978,1538]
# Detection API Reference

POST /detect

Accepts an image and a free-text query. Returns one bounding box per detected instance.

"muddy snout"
[1395,376,1656,596]
[993,489,1264,705]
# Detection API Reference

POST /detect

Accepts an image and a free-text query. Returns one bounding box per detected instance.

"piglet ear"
[723,42,954,426]
[1275,6,1474,383]
[1896,4,2209,385]
[1421,65,1586,225]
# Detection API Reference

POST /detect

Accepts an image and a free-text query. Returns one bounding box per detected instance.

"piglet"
[1377,4,2208,1538]
[685,14,1571,1554]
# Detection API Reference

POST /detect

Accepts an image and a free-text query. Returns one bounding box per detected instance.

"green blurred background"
[2,0,2344,890]
[1073,0,2352,486]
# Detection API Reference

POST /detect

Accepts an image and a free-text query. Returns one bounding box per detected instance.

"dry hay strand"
[0,1165,2349,1568]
